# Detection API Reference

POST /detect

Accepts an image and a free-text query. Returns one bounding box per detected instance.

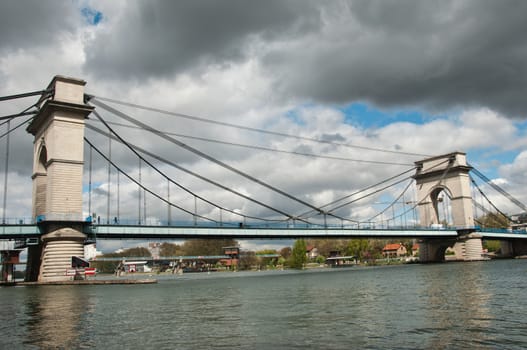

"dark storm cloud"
[0,1,78,52]
[82,0,527,118]
[265,0,527,118]
[83,1,321,80]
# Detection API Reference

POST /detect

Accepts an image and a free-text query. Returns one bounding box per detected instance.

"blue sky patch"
[81,7,103,26]
[83,182,102,193]
[341,102,435,129]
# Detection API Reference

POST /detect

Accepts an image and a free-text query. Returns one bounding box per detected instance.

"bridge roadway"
[1,223,527,240]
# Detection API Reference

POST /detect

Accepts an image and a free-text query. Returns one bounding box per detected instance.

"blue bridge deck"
[2,223,527,240]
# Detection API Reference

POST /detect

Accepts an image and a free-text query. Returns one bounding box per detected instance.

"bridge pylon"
[25,76,93,282]
[414,152,485,262]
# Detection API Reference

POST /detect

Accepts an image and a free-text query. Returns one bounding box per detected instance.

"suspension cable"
[297,166,416,219]
[366,179,414,223]
[470,166,527,212]
[0,90,48,102]
[88,94,430,158]
[89,120,414,166]
[84,137,220,224]
[0,94,52,137]
[88,98,328,218]
[326,174,414,218]
[0,89,53,123]
[398,158,454,226]
[0,110,38,121]
[0,116,33,137]
[469,175,511,220]
[360,158,452,226]
[86,118,299,224]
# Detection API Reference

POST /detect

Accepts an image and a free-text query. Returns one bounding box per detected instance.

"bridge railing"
[87,220,475,232]
[0,217,35,225]
[476,226,527,234]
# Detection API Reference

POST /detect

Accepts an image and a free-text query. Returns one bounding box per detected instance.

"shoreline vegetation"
[90,237,505,276]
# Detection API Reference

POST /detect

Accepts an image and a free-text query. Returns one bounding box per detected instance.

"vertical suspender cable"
[143,184,147,224]
[2,120,10,224]
[107,136,111,224]
[194,196,197,226]
[402,195,407,228]
[138,158,142,225]
[117,171,120,223]
[88,145,93,219]
[167,179,171,226]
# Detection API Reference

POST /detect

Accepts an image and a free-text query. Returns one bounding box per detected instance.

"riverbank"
[0,278,157,286]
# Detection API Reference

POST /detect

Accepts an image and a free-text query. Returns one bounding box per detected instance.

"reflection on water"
[22,286,95,349]
[417,262,494,349]
[1,260,526,349]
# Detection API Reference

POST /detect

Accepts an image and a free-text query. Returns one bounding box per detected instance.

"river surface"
[1,259,527,349]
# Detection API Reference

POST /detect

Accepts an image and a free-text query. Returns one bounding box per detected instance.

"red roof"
[383,243,403,251]
[306,245,316,252]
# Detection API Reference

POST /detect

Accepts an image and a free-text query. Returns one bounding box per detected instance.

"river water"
[1,259,527,349]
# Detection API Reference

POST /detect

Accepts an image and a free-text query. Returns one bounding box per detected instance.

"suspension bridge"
[1,76,527,282]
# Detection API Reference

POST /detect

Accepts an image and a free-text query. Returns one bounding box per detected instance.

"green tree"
[477,212,510,229]
[256,249,279,267]
[290,239,307,269]
[256,249,278,255]
[315,255,326,264]
[306,239,347,257]
[345,239,369,261]
[483,240,501,253]
[182,239,237,256]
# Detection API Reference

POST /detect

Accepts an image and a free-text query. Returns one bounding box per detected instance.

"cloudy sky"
[1,0,527,252]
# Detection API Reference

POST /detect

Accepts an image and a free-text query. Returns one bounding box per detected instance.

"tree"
[256,249,278,255]
[306,239,347,257]
[121,247,151,257]
[90,246,151,273]
[345,239,369,261]
[181,239,238,256]
[239,251,257,270]
[159,242,183,257]
[477,212,510,229]
[483,240,501,253]
[290,239,307,269]
[279,246,292,260]
[256,249,279,268]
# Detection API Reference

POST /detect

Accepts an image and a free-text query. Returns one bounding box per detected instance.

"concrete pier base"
[38,226,86,282]
[24,224,88,282]
[451,235,486,261]
[419,234,486,262]
[500,240,527,257]
[418,239,455,262]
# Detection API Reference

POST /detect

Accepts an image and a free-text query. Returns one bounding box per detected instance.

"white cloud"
[1,1,526,244]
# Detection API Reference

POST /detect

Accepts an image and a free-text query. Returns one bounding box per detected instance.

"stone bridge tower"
[413,152,484,262]
[26,76,93,281]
